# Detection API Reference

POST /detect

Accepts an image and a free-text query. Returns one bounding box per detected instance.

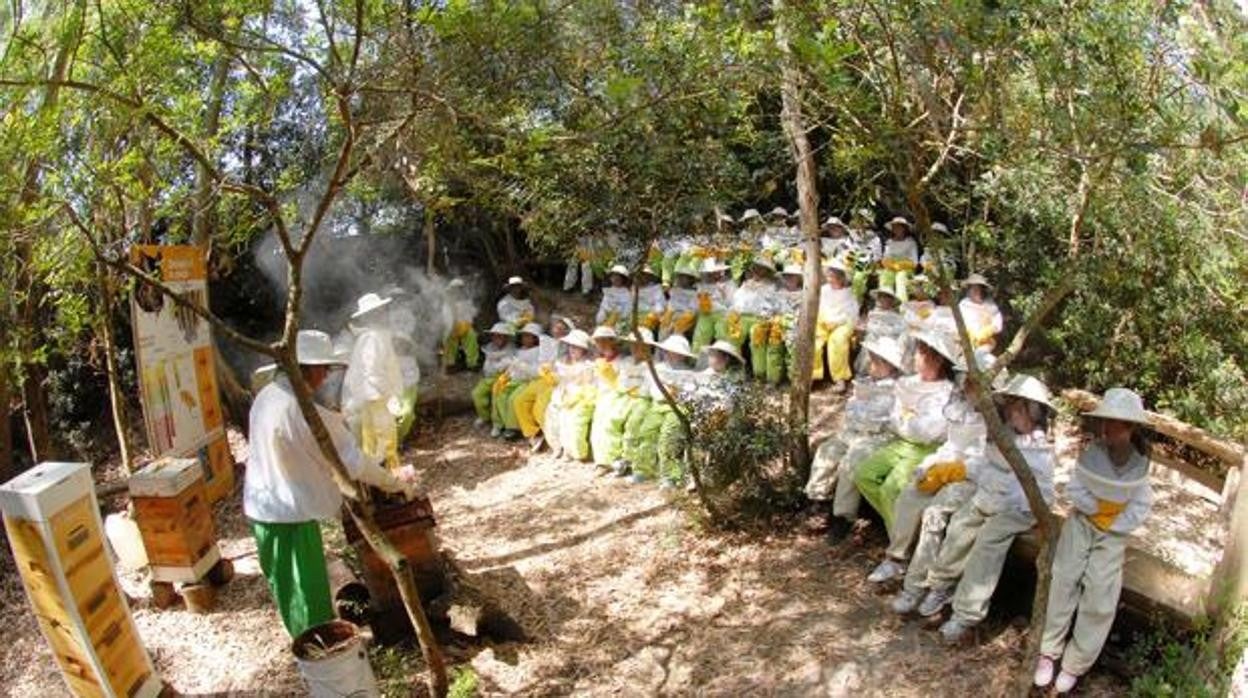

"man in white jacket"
[341,293,405,471]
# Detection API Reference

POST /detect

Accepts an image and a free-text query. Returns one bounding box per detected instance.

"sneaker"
[918,585,954,617]
[503,429,522,441]
[489,425,501,438]
[938,618,971,644]
[529,435,546,453]
[832,380,849,394]
[611,460,631,477]
[891,588,924,615]
[1033,656,1056,688]
[867,558,906,584]
[474,417,487,428]
[629,473,650,484]
[1054,670,1078,694]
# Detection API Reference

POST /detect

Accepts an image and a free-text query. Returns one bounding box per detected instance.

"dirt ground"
[2,404,1132,698]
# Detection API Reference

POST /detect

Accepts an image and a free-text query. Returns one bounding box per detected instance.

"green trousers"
[630,402,687,483]
[443,328,481,369]
[562,393,596,461]
[493,380,527,430]
[693,312,726,353]
[471,375,496,421]
[591,390,632,465]
[878,268,912,303]
[853,439,937,531]
[251,520,334,638]
[851,270,870,304]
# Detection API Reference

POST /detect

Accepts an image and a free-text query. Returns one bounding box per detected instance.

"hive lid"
[0,462,94,520]
[129,457,204,498]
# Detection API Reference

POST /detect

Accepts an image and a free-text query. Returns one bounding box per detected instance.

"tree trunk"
[96,261,133,473]
[21,364,54,463]
[776,0,821,475]
[424,207,437,276]
[0,363,13,482]
[1211,453,1248,619]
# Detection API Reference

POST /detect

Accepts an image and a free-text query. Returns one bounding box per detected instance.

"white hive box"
[1,461,162,698]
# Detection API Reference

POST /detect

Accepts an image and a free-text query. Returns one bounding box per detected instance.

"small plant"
[449,666,480,698]
[687,380,807,526]
[1127,607,1247,697]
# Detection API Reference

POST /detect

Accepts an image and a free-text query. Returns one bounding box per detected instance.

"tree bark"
[95,260,133,473]
[776,0,821,475]
[0,361,13,482]
[424,207,437,276]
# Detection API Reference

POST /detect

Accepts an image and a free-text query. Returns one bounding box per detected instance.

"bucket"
[292,620,380,698]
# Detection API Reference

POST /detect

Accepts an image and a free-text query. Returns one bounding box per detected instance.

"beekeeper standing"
[246,330,413,637]
[384,285,422,442]
[342,292,405,471]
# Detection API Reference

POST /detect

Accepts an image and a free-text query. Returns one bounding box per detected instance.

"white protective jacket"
[842,376,897,437]
[883,237,919,264]
[636,283,667,316]
[597,286,633,326]
[970,430,1057,515]
[696,279,735,314]
[507,337,558,382]
[480,344,516,378]
[959,298,1004,340]
[497,295,535,326]
[342,327,404,419]
[913,396,986,481]
[890,375,955,445]
[667,287,699,315]
[731,279,776,316]
[1067,442,1153,535]
[818,285,860,327]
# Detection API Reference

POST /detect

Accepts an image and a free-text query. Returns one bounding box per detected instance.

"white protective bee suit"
[805,375,897,518]
[342,321,405,471]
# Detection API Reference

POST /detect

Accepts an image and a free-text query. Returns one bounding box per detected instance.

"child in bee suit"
[625,334,698,485]
[471,323,517,431]
[341,293,406,471]
[813,259,860,390]
[909,374,1058,644]
[660,262,700,341]
[588,325,635,469]
[497,276,536,330]
[554,326,615,462]
[727,256,779,380]
[592,328,654,474]
[764,263,806,384]
[890,351,998,614]
[383,286,422,442]
[596,265,634,332]
[692,258,735,353]
[542,330,594,458]
[958,273,1004,351]
[854,287,907,376]
[805,336,904,541]
[441,278,480,371]
[1035,388,1154,694]
[493,323,557,441]
[879,216,919,302]
[634,266,668,334]
[919,222,957,281]
[732,209,766,282]
[564,235,597,295]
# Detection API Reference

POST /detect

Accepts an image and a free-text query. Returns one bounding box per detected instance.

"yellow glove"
[697,292,713,314]
[691,246,707,258]
[576,247,591,262]
[881,258,898,272]
[674,311,696,334]
[1089,499,1126,531]
[597,359,619,388]
[492,372,510,396]
[792,249,804,265]
[539,365,557,387]
[916,461,967,495]
[750,321,769,345]
[659,308,674,330]
[970,325,996,346]
[726,313,742,341]
[643,312,660,330]
[605,311,619,327]
[768,319,785,346]
[453,320,472,338]
[895,259,917,272]
[917,306,932,320]
[518,312,533,326]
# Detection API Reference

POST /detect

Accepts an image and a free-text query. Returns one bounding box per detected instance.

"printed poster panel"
[130,245,234,501]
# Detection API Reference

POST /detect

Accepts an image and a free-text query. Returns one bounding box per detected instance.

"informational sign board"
[129,245,234,502]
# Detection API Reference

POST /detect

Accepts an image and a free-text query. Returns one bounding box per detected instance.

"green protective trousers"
[630,402,687,483]
[878,268,912,303]
[692,312,726,353]
[590,389,630,466]
[493,379,527,430]
[1040,513,1128,676]
[251,520,334,638]
[471,375,496,421]
[622,397,653,465]
[561,391,596,461]
[396,386,418,442]
[851,270,870,304]
[443,327,481,369]
[852,439,938,531]
[764,318,792,384]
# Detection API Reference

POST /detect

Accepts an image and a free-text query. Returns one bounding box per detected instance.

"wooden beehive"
[129,457,220,584]
[1,462,162,698]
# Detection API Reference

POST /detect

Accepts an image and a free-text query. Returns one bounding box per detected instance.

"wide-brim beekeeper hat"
[296,330,348,366]
[351,292,393,320]
[1082,387,1150,425]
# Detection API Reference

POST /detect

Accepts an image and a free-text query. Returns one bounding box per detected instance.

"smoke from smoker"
[251,196,485,383]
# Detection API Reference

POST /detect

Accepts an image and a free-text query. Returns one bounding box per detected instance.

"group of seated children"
[805,321,1153,694]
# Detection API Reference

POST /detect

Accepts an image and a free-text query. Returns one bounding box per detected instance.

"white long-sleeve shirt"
[914,397,986,480]
[342,328,404,418]
[1067,442,1153,535]
[636,283,667,315]
[970,430,1057,515]
[960,298,1004,338]
[696,280,735,314]
[890,375,954,445]
[731,279,776,316]
[497,295,535,326]
[667,287,699,314]
[842,376,897,436]
[245,378,377,523]
[883,237,919,264]
[818,285,859,326]
[597,287,633,325]
[480,344,516,378]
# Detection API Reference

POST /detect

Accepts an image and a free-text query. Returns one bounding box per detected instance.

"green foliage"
[448,665,480,698]
[1127,609,1248,697]
[688,381,807,525]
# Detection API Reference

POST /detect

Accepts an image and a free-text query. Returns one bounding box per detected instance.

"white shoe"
[474,417,487,428]
[891,589,923,615]
[867,558,906,584]
[918,585,954,617]
[1033,656,1055,687]
[529,435,545,452]
[1054,670,1078,693]
[938,618,971,644]
[490,425,501,438]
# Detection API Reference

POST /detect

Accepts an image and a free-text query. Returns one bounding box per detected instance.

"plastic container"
[105,511,149,571]
[291,620,379,698]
